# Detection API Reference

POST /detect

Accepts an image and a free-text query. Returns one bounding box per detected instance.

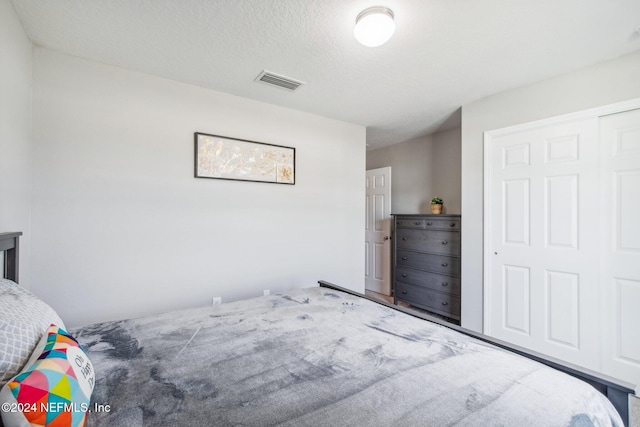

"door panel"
[599,108,640,386]
[487,118,600,370]
[617,171,640,251]
[503,179,530,246]
[545,270,579,348]
[545,175,578,249]
[503,265,530,335]
[365,167,392,295]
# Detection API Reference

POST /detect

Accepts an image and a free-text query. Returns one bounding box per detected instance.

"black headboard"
[0,232,22,283]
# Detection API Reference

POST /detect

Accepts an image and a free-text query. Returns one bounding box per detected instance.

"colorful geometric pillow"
[0,325,94,427]
[0,279,66,387]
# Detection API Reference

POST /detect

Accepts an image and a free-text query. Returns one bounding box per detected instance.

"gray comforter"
[73,287,623,426]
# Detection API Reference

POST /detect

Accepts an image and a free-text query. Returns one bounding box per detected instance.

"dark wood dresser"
[392,214,461,323]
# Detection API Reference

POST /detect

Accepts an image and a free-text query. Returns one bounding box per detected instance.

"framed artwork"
[194,132,295,185]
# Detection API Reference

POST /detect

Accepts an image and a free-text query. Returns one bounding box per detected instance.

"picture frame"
[194,132,295,185]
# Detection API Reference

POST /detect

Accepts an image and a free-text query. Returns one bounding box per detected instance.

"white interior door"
[599,108,640,386]
[486,118,601,370]
[365,167,392,295]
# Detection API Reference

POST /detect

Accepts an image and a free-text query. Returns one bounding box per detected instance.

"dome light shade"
[354,7,395,47]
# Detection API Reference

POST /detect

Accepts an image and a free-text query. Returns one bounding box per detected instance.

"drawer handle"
[401,273,408,278]
[401,256,408,260]
[414,221,421,225]
[450,223,456,227]
[402,237,408,241]
[442,282,448,287]
[427,222,433,226]
[402,290,407,294]
[441,263,448,267]
[441,302,448,306]
[442,241,448,245]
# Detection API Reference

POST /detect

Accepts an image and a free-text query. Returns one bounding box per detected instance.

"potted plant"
[430,197,443,214]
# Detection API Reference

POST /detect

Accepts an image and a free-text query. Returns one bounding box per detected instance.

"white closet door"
[486,118,600,369]
[599,109,640,386]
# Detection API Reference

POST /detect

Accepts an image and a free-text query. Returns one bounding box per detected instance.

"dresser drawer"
[396,250,460,276]
[396,229,460,256]
[395,267,461,296]
[396,282,461,317]
[425,219,460,230]
[395,218,426,229]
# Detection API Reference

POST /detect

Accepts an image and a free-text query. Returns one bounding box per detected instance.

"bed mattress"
[73,287,623,426]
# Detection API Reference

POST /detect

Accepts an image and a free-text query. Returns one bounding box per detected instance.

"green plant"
[430,197,443,205]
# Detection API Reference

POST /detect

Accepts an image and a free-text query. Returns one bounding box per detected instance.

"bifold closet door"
[599,108,640,386]
[486,118,601,370]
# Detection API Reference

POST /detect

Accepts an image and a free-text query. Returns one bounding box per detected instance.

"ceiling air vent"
[255,70,305,91]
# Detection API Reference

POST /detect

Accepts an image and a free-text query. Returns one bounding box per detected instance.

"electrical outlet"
[263,290,270,296]
[212,297,222,306]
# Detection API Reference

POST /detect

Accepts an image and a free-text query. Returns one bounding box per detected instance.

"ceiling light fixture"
[354,6,395,47]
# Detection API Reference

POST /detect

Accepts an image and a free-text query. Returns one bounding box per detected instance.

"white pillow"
[0,279,65,387]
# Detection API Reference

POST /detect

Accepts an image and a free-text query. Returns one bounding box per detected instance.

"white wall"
[366,128,461,214]
[461,49,640,332]
[31,48,365,327]
[0,0,32,286]
[430,128,462,215]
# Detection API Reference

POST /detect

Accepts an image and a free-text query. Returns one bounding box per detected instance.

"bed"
[0,231,635,426]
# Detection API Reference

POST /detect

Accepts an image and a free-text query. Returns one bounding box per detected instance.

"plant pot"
[431,204,443,214]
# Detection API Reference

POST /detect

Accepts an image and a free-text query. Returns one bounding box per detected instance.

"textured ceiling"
[11,0,640,150]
